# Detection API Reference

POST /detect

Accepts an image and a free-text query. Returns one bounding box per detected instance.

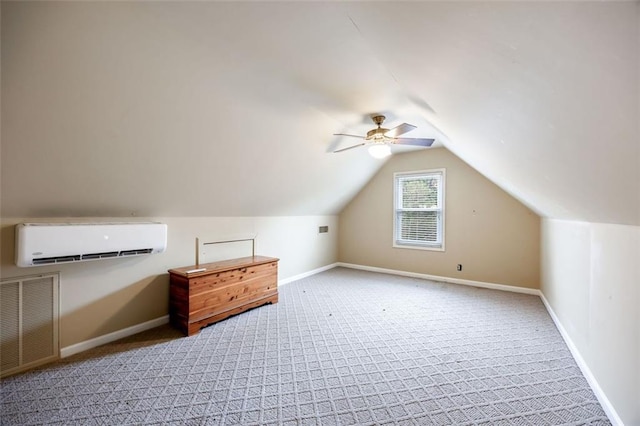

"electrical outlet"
[457,264,462,271]
[319,226,329,233]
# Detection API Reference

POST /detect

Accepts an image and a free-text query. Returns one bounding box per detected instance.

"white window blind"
[393,169,445,250]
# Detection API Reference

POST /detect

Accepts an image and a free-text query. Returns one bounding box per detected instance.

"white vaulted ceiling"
[1,2,638,224]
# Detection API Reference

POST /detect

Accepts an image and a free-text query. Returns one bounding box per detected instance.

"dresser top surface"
[168,255,279,278]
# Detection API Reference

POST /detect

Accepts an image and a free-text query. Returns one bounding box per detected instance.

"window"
[393,169,445,250]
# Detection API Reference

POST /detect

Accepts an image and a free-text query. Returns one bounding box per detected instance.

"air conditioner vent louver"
[16,223,167,267]
[33,256,81,265]
[81,251,119,260]
[119,248,153,256]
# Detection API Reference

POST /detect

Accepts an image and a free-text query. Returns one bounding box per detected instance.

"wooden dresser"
[168,256,279,336]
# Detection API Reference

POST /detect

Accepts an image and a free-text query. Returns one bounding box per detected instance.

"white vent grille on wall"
[1,274,59,378]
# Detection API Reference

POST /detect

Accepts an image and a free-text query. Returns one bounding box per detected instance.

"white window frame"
[393,169,445,251]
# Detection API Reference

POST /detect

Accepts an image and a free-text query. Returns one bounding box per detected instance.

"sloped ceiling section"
[2,2,638,224]
[345,1,640,226]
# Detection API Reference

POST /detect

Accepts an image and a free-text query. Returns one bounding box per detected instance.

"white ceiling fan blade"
[333,142,368,153]
[394,138,435,147]
[333,133,366,139]
[385,123,416,138]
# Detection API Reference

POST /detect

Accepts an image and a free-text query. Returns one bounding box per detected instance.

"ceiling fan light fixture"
[368,144,391,159]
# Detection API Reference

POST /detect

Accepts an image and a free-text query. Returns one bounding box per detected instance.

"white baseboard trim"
[279,263,339,286]
[60,315,169,358]
[539,294,623,426]
[336,262,540,295]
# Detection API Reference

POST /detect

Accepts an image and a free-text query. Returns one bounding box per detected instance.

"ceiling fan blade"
[385,123,416,138]
[394,138,435,147]
[333,133,366,139]
[333,142,367,153]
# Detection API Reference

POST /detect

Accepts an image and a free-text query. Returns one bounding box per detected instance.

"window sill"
[393,243,445,252]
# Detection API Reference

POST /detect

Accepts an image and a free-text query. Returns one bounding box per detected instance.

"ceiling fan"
[333,115,435,156]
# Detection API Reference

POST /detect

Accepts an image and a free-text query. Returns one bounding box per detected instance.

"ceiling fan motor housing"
[366,127,390,140]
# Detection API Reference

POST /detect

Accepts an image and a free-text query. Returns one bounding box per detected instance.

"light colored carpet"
[1,267,610,425]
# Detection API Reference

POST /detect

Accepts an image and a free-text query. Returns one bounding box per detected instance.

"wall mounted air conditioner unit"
[15,222,167,267]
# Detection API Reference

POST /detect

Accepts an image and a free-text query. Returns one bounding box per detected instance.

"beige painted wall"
[541,219,639,425]
[0,216,338,348]
[338,148,540,289]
